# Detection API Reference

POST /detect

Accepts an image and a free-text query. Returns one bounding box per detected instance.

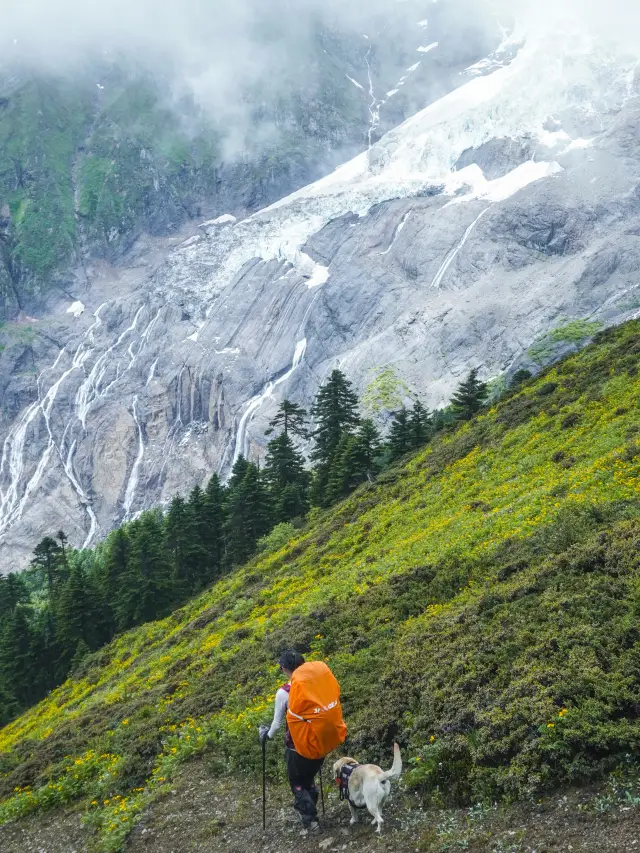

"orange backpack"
[286,661,347,760]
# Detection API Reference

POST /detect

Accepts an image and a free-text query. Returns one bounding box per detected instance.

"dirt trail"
[2,758,639,852]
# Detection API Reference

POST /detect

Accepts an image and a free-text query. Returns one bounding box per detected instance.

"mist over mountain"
[1,0,640,570]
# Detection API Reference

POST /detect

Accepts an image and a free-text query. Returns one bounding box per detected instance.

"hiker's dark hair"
[278,649,305,672]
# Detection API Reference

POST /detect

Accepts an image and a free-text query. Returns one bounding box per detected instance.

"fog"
[0,1,436,75]
[1,0,637,156]
[2,0,636,68]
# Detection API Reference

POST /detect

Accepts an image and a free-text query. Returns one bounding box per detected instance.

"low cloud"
[1,0,637,160]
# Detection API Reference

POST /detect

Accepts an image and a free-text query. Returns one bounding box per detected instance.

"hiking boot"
[300,821,320,837]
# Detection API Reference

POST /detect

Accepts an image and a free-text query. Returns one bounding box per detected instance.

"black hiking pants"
[285,747,323,826]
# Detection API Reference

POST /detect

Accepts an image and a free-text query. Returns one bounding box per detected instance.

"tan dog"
[333,743,402,833]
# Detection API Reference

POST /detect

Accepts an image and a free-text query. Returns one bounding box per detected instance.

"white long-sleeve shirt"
[267,687,289,739]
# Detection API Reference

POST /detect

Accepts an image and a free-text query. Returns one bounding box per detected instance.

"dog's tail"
[379,742,402,782]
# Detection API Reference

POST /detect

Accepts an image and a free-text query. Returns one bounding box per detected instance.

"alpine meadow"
[2,320,640,850]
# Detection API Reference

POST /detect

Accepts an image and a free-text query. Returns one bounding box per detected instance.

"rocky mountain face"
[1,3,639,569]
[0,0,494,316]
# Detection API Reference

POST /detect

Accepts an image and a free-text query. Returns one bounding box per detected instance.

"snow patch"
[301,254,330,288]
[562,137,594,152]
[417,42,438,54]
[199,214,237,229]
[446,161,563,205]
[67,301,85,318]
[538,128,571,147]
[346,75,365,91]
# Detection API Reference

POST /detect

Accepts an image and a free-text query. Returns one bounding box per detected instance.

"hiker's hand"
[259,724,270,744]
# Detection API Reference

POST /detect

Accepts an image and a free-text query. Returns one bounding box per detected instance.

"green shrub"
[4,320,640,849]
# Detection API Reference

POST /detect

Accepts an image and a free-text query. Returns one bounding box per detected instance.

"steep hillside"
[1,320,640,851]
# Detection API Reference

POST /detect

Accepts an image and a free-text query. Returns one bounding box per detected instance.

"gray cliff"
[1,16,639,569]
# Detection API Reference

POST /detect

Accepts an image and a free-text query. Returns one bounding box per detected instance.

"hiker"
[259,650,347,831]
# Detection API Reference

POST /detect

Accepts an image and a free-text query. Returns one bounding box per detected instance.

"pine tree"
[431,408,452,433]
[186,485,212,590]
[70,638,91,672]
[310,369,360,506]
[242,465,273,545]
[353,418,382,481]
[122,511,173,626]
[264,432,309,523]
[0,607,34,707]
[409,400,432,449]
[166,495,194,596]
[202,474,226,582]
[227,455,249,492]
[30,536,64,597]
[0,577,31,722]
[55,565,89,671]
[101,527,130,637]
[326,433,360,503]
[326,419,385,503]
[56,530,70,581]
[224,462,272,566]
[310,370,360,466]
[223,456,252,566]
[388,406,412,460]
[113,523,140,631]
[450,368,489,421]
[30,606,59,693]
[0,573,28,619]
[512,368,532,387]
[265,399,308,438]
[0,680,20,727]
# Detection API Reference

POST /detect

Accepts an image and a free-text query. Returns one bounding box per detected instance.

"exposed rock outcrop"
[1,15,639,569]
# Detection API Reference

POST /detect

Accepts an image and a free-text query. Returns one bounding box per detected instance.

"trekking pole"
[262,739,267,830]
[319,765,325,816]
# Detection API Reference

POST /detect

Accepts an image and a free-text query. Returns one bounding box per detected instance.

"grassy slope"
[1,321,640,850]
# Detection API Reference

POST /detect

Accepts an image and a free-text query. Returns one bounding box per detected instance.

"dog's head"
[332,756,358,782]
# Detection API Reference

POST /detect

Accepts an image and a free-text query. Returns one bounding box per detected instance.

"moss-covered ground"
[1,321,640,851]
